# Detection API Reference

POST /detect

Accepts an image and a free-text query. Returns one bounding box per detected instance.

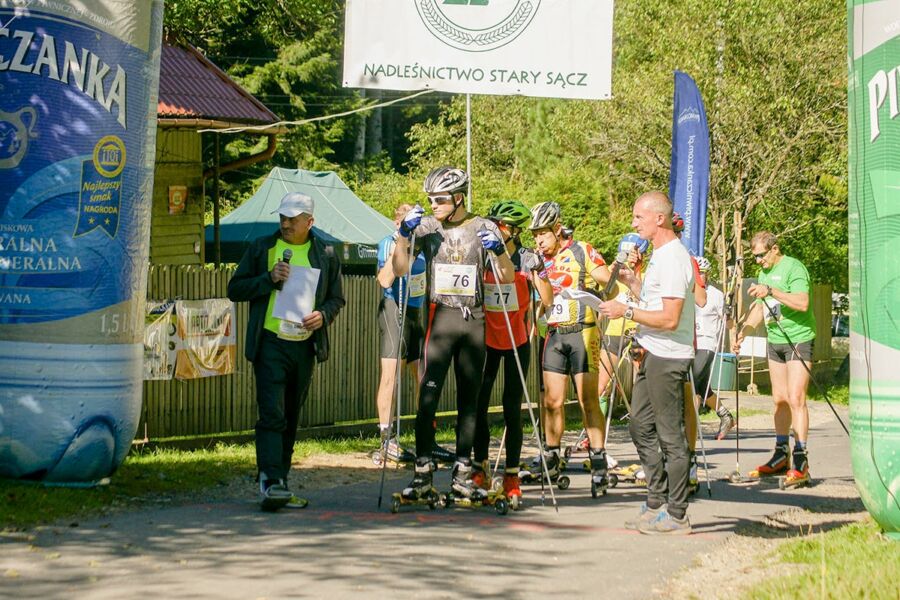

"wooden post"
[213,135,221,267]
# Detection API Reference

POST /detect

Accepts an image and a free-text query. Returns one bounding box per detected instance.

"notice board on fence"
[143,301,177,380]
[174,299,236,380]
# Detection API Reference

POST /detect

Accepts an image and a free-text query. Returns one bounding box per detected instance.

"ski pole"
[487,252,558,511]
[688,370,713,497]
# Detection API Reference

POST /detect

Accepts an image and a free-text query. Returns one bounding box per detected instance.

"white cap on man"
[272,192,314,218]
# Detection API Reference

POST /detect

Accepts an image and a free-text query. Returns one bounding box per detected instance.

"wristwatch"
[765,285,773,297]
[624,307,635,320]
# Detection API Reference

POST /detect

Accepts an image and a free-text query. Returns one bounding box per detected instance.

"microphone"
[275,248,292,290]
[602,250,628,300]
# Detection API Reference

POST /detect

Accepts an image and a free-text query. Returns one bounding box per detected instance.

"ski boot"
[444,460,509,515]
[430,443,456,468]
[779,447,811,489]
[589,449,610,498]
[392,458,441,512]
[470,459,494,491]
[715,407,736,441]
[258,473,292,512]
[608,463,646,488]
[582,452,619,472]
[371,434,416,466]
[748,443,789,479]
[502,471,523,511]
[688,452,699,495]
[519,449,570,490]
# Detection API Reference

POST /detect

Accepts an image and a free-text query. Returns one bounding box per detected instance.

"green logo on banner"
[417,0,540,52]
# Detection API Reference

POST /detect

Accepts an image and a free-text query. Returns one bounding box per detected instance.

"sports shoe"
[259,475,292,511]
[785,447,810,482]
[431,443,456,465]
[715,409,735,440]
[638,509,692,535]
[624,502,662,530]
[576,435,590,452]
[383,437,416,463]
[752,443,790,477]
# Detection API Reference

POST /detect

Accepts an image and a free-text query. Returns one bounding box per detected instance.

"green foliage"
[744,519,900,599]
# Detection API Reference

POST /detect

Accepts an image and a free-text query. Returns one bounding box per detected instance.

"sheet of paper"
[560,288,604,313]
[738,335,768,358]
[273,267,320,323]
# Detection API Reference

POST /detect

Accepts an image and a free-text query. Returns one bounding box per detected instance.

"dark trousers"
[474,342,530,469]
[416,305,486,461]
[629,352,692,516]
[253,332,316,481]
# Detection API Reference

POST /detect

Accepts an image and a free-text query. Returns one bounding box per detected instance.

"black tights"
[415,305,486,461]
[474,342,530,470]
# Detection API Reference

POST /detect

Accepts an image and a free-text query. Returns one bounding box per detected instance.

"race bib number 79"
[434,263,477,297]
[546,295,571,324]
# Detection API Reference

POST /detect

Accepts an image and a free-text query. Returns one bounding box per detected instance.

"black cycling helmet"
[561,224,575,239]
[423,166,469,195]
[528,201,561,231]
[488,200,531,227]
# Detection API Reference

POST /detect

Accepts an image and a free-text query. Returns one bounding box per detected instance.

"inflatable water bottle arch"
[0,1,164,483]
[848,0,900,537]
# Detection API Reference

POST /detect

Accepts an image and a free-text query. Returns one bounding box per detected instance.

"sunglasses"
[428,194,455,205]
[752,249,770,260]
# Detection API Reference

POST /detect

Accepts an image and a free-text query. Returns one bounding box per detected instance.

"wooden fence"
[141,265,542,439]
[141,266,833,439]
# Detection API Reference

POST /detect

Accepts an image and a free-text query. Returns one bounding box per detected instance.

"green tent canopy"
[206,168,394,272]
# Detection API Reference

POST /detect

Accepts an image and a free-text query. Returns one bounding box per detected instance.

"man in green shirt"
[734,231,816,485]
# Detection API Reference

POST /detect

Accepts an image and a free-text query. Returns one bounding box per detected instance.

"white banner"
[343,0,614,100]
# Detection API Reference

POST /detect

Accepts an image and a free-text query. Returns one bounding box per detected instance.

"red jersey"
[484,269,530,350]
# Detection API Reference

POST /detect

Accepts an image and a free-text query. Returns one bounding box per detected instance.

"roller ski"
[371,435,415,467]
[778,448,811,490]
[747,443,789,480]
[442,461,510,515]
[518,450,570,490]
[589,449,610,499]
[391,459,442,513]
[607,463,646,488]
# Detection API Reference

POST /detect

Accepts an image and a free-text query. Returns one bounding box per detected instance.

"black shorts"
[692,349,715,399]
[601,334,628,355]
[542,324,601,375]
[378,298,423,362]
[767,340,813,363]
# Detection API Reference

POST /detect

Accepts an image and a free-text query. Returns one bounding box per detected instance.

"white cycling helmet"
[695,256,711,272]
[528,201,561,231]
[423,166,469,195]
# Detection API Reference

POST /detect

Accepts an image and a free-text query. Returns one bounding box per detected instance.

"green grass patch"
[744,519,900,599]
[808,382,849,405]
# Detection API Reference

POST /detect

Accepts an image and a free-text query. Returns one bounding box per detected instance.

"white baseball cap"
[272,192,314,218]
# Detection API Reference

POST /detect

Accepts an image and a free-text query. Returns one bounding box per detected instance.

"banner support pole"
[466,93,473,211]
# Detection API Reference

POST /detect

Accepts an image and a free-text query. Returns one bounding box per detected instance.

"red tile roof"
[158,43,280,125]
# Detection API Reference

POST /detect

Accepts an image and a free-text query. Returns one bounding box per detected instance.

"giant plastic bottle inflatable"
[848,0,900,537]
[0,1,164,482]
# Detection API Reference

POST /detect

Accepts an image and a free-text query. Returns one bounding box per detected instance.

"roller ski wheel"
[590,480,608,498]
[557,475,571,490]
[391,489,441,512]
[608,473,619,488]
[443,489,509,515]
[778,470,811,490]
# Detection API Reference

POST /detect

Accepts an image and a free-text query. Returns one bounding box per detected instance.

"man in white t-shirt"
[692,257,735,442]
[600,191,695,535]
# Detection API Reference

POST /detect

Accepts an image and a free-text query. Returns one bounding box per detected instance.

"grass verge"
[744,519,900,599]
